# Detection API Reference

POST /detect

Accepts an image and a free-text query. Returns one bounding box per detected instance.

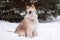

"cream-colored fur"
[15,4,38,38]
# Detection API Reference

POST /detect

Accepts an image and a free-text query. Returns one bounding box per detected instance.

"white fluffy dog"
[15,4,38,38]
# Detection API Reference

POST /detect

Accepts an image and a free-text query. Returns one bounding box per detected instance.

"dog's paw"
[27,35,33,38]
[33,32,37,37]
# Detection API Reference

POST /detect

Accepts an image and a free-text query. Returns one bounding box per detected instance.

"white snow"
[0,16,60,40]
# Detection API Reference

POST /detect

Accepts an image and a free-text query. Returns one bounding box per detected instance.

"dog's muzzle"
[29,11,32,14]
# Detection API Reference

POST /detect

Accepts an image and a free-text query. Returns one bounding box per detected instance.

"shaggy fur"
[15,4,38,38]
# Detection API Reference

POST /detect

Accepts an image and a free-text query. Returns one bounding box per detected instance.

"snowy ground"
[0,16,60,40]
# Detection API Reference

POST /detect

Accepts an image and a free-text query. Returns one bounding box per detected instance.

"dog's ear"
[32,4,36,10]
[26,5,29,9]
[26,5,29,12]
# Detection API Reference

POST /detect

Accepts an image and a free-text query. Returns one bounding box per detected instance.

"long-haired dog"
[15,4,38,38]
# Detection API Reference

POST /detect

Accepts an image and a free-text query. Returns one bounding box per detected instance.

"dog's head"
[24,4,38,23]
[26,4,36,14]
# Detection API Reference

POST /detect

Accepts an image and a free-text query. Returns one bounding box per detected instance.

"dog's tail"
[7,30,15,33]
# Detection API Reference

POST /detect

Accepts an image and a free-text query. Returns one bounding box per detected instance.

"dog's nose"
[29,11,32,14]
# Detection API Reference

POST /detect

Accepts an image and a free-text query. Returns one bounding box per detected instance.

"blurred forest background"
[0,0,60,22]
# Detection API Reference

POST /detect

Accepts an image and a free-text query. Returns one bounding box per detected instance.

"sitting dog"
[15,4,38,38]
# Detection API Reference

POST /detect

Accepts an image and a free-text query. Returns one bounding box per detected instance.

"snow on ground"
[0,16,60,40]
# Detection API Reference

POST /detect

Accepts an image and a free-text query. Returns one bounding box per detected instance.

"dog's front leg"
[27,29,33,38]
[18,30,26,37]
